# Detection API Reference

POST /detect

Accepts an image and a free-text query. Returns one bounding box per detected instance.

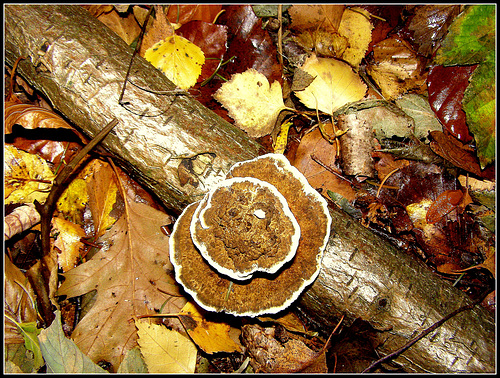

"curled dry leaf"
[295,54,367,115]
[214,69,286,137]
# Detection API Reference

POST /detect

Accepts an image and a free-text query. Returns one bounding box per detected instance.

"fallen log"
[5,4,495,373]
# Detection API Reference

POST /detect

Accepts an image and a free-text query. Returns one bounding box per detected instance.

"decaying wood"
[5,5,495,373]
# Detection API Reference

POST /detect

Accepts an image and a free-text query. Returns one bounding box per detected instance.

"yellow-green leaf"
[214,68,286,137]
[295,54,367,115]
[136,320,197,373]
[4,145,54,204]
[145,35,205,90]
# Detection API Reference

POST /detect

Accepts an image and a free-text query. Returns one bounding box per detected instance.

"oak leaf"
[57,198,185,371]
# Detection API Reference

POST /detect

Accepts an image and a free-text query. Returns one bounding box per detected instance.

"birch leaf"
[295,54,367,115]
[145,34,205,90]
[136,320,197,373]
[214,69,286,137]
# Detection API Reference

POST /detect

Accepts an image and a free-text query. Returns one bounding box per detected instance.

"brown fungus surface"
[169,154,332,317]
[191,177,301,280]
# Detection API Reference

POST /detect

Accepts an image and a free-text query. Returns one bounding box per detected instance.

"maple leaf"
[57,199,185,371]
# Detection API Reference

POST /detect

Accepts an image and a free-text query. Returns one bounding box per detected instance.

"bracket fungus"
[169,154,332,317]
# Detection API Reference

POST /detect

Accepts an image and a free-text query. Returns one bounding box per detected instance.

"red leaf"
[427,65,476,142]
[426,189,463,224]
[165,4,222,25]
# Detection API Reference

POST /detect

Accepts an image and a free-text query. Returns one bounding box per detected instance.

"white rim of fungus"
[190,176,301,281]
[170,154,333,317]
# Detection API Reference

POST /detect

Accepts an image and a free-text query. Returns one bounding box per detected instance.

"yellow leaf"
[273,121,293,154]
[295,54,367,115]
[214,69,286,137]
[179,302,242,354]
[57,178,88,223]
[52,217,85,272]
[136,319,197,373]
[338,7,373,67]
[144,34,205,90]
[4,145,54,204]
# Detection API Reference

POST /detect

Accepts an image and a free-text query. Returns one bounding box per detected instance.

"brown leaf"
[218,5,281,84]
[57,198,185,371]
[429,130,489,178]
[289,4,345,32]
[5,101,86,143]
[97,8,141,45]
[293,123,356,202]
[366,36,427,99]
[426,189,464,224]
[408,5,461,56]
[164,4,222,25]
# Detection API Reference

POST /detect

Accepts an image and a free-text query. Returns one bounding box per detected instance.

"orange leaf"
[426,190,463,224]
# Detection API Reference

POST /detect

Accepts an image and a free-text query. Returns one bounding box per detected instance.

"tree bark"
[5,5,495,373]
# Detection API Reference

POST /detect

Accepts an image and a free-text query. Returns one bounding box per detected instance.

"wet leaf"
[295,54,367,115]
[144,34,205,90]
[366,36,427,99]
[462,60,496,168]
[176,20,227,83]
[214,68,286,137]
[136,319,197,373]
[38,310,107,373]
[395,94,442,140]
[337,7,373,67]
[407,5,461,56]
[218,5,281,83]
[427,65,475,142]
[425,189,464,224]
[434,5,495,66]
[57,198,185,371]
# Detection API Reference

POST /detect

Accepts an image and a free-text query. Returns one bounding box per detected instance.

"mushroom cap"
[169,154,332,317]
[190,177,301,281]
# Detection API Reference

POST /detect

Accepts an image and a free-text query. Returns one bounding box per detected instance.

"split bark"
[5,5,495,373]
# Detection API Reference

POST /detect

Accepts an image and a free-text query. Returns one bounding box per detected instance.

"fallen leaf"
[178,301,242,354]
[395,94,443,140]
[218,5,281,84]
[4,145,54,205]
[144,34,205,90]
[426,189,464,224]
[434,5,495,66]
[337,7,373,67]
[116,347,148,373]
[427,64,475,142]
[295,54,367,115]
[407,5,461,56]
[56,178,88,223]
[136,319,197,373]
[164,4,222,25]
[366,36,427,100]
[97,7,141,45]
[214,68,286,137]
[38,310,107,373]
[288,5,345,32]
[57,198,185,371]
[52,217,86,272]
[462,60,496,168]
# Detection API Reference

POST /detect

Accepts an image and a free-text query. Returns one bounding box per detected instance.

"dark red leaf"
[217,5,281,84]
[176,20,227,82]
[427,65,476,142]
